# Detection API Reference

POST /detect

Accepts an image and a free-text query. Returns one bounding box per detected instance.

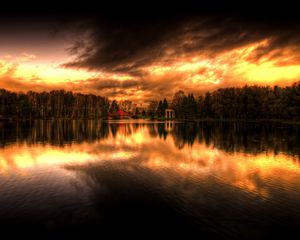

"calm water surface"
[0,120,300,238]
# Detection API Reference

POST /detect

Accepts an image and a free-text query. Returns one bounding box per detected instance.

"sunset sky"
[1,2,300,102]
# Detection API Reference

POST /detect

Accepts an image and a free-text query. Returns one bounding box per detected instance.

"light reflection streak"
[0,123,299,198]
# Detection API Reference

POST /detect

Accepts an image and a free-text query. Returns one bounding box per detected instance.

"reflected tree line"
[0,120,110,146]
[0,120,299,157]
[171,121,300,157]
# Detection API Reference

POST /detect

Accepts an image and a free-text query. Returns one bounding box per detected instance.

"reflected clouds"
[0,120,299,199]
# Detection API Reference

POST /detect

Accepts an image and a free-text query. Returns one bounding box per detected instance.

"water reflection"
[0,120,300,238]
[1,120,299,155]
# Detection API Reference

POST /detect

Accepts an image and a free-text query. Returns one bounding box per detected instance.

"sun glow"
[145,39,300,88]
[15,63,96,83]
[1,37,300,98]
[239,62,300,83]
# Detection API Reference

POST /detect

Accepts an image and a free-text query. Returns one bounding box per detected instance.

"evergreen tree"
[156,100,164,117]
[109,100,119,113]
[162,98,168,113]
[203,92,212,118]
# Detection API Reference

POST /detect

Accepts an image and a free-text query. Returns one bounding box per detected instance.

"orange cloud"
[1,38,300,103]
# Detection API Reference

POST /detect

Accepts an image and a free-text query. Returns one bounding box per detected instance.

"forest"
[167,82,300,120]
[0,89,110,119]
[0,82,299,120]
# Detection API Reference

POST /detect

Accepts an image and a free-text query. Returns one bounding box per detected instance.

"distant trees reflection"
[0,120,109,146]
[0,120,299,157]
[172,121,300,157]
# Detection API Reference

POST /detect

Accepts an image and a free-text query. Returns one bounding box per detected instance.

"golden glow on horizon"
[1,38,300,99]
[240,62,300,83]
[147,39,300,87]
[15,63,97,83]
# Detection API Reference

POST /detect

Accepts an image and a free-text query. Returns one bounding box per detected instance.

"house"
[108,109,130,119]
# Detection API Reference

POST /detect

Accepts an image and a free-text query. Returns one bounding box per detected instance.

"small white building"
[165,109,175,119]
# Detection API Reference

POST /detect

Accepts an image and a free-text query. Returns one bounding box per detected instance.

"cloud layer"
[1,5,300,102]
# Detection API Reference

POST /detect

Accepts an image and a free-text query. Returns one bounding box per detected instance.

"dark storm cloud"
[60,5,300,75]
[62,17,186,72]
[1,1,300,101]
[83,78,140,91]
[2,1,300,75]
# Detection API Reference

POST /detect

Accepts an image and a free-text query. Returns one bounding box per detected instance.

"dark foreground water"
[0,120,300,239]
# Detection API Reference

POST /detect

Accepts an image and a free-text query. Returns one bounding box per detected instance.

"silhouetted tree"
[171,90,185,119]
[203,92,213,118]
[156,100,164,117]
[147,100,158,118]
[162,98,168,112]
[109,100,119,113]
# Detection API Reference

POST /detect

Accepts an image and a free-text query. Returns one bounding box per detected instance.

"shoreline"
[1,118,300,125]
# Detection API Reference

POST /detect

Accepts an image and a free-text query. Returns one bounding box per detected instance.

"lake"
[0,120,300,239]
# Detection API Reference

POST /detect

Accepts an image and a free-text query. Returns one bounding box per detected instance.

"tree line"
[0,81,299,120]
[0,89,109,119]
[166,82,300,120]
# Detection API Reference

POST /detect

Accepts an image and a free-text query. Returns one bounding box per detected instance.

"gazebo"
[164,109,175,119]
